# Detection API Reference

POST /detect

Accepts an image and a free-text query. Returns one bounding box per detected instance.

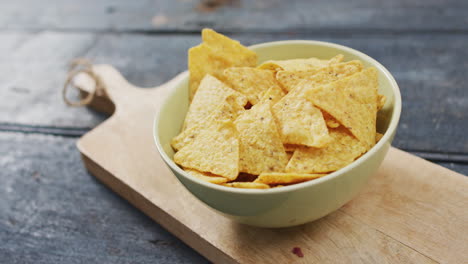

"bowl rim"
[154,40,402,195]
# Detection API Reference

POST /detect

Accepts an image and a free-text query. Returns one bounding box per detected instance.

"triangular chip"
[174,119,239,180]
[276,60,364,92]
[305,68,378,150]
[188,29,257,100]
[235,101,288,175]
[260,86,286,105]
[224,67,283,105]
[183,74,247,130]
[377,94,386,111]
[285,127,367,173]
[184,168,228,184]
[223,182,270,189]
[273,95,330,148]
[254,172,326,185]
[172,96,244,151]
[258,54,344,72]
[202,29,257,65]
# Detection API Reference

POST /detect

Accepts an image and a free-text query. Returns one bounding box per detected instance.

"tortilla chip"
[235,101,289,175]
[202,29,257,66]
[305,68,378,150]
[174,119,239,180]
[260,86,286,105]
[254,172,326,185]
[286,127,367,173]
[377,94,386,111]
[323,111,340,128]
[272,92,330,148]
[183,74,247,130]
[223,182,270,189]
[376,132,384,143]
[276,60,364,92]
[172,96,244,151]
[188,29,257,100]
[184,168,228,184]
[224,67,283,105]
[258,54,344,72]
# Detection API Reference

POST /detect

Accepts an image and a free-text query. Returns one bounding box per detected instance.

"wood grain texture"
[0,132,208,264]
[1,32,467,155]
[1,0,467,32]
[74,64,467,263]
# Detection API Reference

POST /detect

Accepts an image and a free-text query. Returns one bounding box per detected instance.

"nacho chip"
[305,68,378,150]
[202,29,257,66]
[272,92,330,148]
[224,67,283,105]
[254,172,326,185]
[260,86,286,105]
[235,101,289,175]
[377,94,386,111]
[185,168,228,184]
[276,60,364,92]
[183,74,247,130]
[258,54,344,72]
[323,112,340,128]
[188,29,257,100]
[172,96,244,151]
[376,132,384,143]
[286,127,367,173]
[223,182,270,189]
[174,119,239,180]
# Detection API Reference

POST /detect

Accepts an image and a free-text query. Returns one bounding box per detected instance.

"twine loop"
[62,58,105,106]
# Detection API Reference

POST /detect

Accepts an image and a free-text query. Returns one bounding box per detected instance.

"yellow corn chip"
[276,60,364,92]
[260,86,286,105]
[258,54,344,72]
[202,29,257,66]
[184,168,228,184]
[172,96,244,151]
[377,94,386,111]
[305,68,378,150]
[254,172,326,185]
[174,119,239,180]
[286,127,367,173]
[272,92,330,148]
[376,132,384,143]
[224,67,283,105]
[235,101,289,175]
[188,29,257,100]
[183,74,247,130]
[223,182,270,189]
[323,111,340,128]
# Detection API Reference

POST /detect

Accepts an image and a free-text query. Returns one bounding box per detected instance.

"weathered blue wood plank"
[0,132,208,264]
[0,0,467,32]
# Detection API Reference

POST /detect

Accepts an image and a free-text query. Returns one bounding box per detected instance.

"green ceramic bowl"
[154,40,401,228]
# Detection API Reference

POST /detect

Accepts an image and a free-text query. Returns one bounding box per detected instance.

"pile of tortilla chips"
[172,28,386,189]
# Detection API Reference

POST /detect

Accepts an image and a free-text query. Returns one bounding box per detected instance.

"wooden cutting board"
[74,64,467,264]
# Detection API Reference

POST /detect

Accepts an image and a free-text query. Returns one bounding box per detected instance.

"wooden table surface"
[1,1,467,263]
